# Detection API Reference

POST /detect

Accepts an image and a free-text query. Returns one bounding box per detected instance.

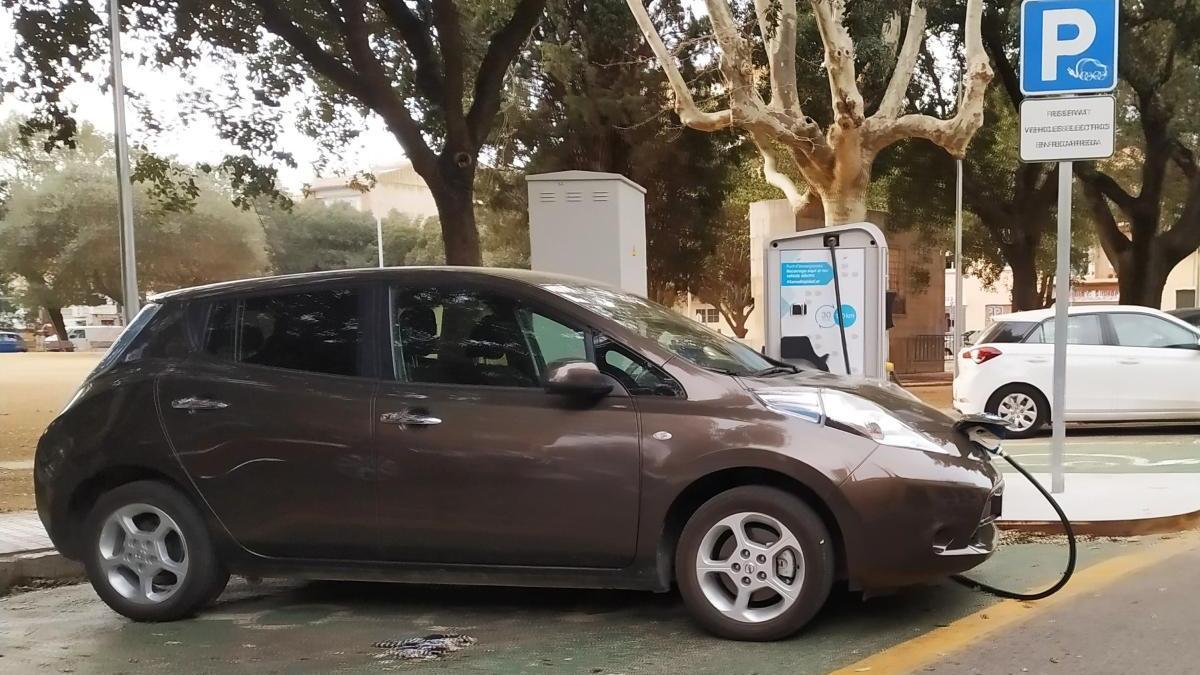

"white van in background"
[66,325,124,351]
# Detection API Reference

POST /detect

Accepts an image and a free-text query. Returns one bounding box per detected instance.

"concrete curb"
[0,550,84,595]
[1000,510,1200,537]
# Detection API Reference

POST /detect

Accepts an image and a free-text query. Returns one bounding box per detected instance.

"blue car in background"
[0,331,28,353]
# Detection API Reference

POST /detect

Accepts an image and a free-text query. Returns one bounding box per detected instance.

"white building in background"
[61,303,122,327]
[676,293,740,337]
[946,246,1200,334]
[306,162,439,221]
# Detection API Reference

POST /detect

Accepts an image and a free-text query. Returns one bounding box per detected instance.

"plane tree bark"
[624,0,993,225]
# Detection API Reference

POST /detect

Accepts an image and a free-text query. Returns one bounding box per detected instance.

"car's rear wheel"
[987,384,1048,439]
[675,486,834,641]
[82,480,229,621]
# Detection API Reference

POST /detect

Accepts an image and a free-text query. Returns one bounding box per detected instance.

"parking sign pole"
[953,159,964,377]
[1051,161,1072,494]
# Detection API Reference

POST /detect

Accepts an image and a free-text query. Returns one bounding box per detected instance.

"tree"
[487,0,735,303]
[259,200,378,273]
[1075,8,1200,307]
[624,0,992,225]
[0,123,265,337]
[381,210,446,265]
[5,0,549,266]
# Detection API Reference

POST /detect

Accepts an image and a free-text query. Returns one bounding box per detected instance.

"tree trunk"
[429,169,482,266]
[728,310,750,338]
[45,306,68,340]
[815,173,870,226]
[1116,244,1173,308]
[1008,246,1043,310]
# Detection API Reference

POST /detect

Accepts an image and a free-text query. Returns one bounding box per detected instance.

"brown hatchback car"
[36,268,1003,641]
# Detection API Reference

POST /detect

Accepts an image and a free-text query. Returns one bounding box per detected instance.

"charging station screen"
[779,249,865,375]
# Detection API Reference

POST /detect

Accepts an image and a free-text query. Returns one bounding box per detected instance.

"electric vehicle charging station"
[764,222,889,381]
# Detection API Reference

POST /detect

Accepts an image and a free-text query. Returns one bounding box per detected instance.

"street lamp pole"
[108,0,139,323]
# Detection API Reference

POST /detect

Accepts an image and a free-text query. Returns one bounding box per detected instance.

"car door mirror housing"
[545,361,614,398]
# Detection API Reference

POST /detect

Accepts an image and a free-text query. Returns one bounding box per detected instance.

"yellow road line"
[829,532,1200,675]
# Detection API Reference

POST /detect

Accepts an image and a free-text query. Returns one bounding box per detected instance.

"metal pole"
[953,159,964,377]
[108,0,138,323]
[376,218,385,267]
[1051,161,1072,494]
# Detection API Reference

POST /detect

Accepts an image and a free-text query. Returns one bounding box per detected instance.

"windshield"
[542,282,775,375]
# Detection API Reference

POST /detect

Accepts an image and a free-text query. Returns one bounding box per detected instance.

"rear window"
[203,288,362,377]
[977,321,1036,344]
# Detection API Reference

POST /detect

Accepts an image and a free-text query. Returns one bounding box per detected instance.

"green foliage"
[0,120,267,318]
[381,211,445,266]
[257,200,377,274]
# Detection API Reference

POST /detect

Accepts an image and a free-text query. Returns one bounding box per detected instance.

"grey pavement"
[0,510,52,555]
[925,540,1200,675]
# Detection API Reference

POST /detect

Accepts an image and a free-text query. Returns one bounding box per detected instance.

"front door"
[374,284,641,567]
[157,286,379,560]
[1104,312,1200,415]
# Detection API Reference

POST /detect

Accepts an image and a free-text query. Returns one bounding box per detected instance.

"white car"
[953,305,1200,437]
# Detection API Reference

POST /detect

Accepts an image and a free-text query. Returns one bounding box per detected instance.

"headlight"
[757,389,953,455]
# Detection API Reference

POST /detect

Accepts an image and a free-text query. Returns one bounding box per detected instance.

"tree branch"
[862,0,991,157]
[623,0,733,131]
[876,0,926,119]
[753,0,801,116]
[1075,164,1137,217]
[376,0,446,105]
[466,0,546,147]
[1079,177,1131,269]
[808,0,865,130]
[749,129,805,208]
[432,0,468,142]
[981,6,1021,112]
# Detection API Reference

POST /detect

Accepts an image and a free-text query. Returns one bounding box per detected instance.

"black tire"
[675,486,835,641]
[986,384,1049,439]
[82,480,229,621]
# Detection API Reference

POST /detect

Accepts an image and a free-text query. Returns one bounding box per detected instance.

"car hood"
[740,371,968,450]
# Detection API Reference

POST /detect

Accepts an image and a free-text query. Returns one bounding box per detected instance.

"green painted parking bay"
[0,534,1170,674]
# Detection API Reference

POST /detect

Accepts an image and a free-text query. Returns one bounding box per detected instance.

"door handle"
[171,396,229,411]
[1118,359,1140,365]
[379,410,442,426]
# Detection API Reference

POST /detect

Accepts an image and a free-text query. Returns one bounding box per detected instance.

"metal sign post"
[1019,0,1119,494]
[108,0,139,323]
[953,159,964,377]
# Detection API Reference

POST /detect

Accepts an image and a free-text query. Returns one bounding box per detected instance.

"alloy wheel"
[694,511,805,624]
[97,503,189,605]
[997,392,1039,432]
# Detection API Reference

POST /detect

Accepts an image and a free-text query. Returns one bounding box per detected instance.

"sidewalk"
[0,511,53,555]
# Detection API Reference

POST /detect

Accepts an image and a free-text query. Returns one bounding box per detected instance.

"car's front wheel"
[82,480,229,621]
[675,486,834,641]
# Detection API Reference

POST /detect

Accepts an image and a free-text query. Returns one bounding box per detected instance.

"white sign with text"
[1019,95,1115,162]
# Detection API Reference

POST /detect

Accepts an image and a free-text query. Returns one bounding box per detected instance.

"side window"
[523,309,587,369]
[203,288,362,377]
[1026,315,1104,345]
[392,286,543,388]
[595,336,683,397]
[1109,314,1198,348]
[122,303,192,362]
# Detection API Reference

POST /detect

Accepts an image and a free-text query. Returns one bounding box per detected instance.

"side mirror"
[545,360,613,398]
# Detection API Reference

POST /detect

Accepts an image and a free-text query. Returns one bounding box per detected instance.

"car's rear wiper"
[752,365,800,377]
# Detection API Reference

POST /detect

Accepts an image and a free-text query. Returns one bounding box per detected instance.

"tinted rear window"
[204,288,362,377]
[977,321,1036,344]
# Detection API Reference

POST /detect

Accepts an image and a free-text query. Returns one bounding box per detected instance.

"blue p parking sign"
[1020,0,1118,95]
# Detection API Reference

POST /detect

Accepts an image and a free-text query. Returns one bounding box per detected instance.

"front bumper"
[840,443,1003,590]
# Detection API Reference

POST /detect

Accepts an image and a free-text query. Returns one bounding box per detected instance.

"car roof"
[991,305,1176,323]
[148,267,616,303]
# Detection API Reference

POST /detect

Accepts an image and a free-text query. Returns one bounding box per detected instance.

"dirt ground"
[0,352,101,512]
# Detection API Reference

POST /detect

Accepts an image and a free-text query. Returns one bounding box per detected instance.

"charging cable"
[951,446,1077,600]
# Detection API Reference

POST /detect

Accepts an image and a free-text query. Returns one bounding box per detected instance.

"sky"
[0,5,405,193]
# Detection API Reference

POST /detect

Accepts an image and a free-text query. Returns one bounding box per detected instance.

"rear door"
[1103,312,1200,415]
[156,284,379,560]
[373,282,642,567]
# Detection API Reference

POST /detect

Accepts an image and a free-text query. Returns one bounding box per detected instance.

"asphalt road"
[1002,425,1200,473]
[924,538,1200,675]
[0,533,1187,674]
